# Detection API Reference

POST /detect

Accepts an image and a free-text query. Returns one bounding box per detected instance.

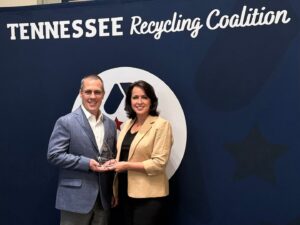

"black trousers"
[117,195,168,225]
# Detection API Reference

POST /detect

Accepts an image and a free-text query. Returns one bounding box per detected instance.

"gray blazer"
[47,107,116,213]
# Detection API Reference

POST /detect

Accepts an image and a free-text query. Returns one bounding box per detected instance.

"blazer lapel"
[102,115,110,141]
[75,107,99,152]
[128,116,157,160]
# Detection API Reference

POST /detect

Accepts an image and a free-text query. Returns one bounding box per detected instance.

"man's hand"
[89,159,109,172]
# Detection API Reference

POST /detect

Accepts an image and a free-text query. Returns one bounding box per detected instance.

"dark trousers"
[116,195,168,225]
[60,194,110,225]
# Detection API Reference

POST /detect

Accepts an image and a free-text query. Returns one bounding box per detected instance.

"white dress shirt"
[81,105,104,152]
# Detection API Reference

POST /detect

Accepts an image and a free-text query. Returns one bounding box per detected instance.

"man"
[47,75,117,225]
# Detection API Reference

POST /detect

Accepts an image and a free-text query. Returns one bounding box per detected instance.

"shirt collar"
[81,105,103,122]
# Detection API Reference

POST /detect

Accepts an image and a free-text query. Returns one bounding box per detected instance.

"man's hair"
[80,74,104,92]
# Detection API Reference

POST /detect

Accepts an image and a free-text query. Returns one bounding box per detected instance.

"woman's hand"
[113,161,129,173]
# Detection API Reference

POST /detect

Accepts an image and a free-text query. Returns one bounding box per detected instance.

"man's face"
[80,78,104,117]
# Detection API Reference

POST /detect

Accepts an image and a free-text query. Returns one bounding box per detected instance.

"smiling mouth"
[88,100,97,104]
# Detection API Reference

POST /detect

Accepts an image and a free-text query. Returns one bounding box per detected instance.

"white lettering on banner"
[206,5,291,30]
[19,23,30,40]
[45,21,59,39]
[72,20,84,38]
[6,17,124,40]
[30,22,45,39]
[60,21,71,39]
[85,19,97,37]
[130,12,203,40]
[5,5,291,41]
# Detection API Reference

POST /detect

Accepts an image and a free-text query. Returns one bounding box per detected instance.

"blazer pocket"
[59,179,82,188]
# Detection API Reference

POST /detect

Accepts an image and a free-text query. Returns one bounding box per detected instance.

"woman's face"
[131,86,151,118]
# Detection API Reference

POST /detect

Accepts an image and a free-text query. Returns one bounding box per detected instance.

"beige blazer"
[114,115,173,198]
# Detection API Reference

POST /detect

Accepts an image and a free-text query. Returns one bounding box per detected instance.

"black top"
[118,129,137,200]
[120,129,137,162]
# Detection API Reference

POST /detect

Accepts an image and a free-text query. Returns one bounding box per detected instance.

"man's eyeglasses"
[81,90,103,96]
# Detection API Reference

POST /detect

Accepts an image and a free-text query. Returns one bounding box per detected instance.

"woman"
[112,80,173,225]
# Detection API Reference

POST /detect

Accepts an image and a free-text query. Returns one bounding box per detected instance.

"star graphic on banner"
[224,127,287,184]
[115,117,123,131]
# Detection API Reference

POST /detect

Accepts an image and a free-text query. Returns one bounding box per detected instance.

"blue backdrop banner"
[0,0,300,225]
